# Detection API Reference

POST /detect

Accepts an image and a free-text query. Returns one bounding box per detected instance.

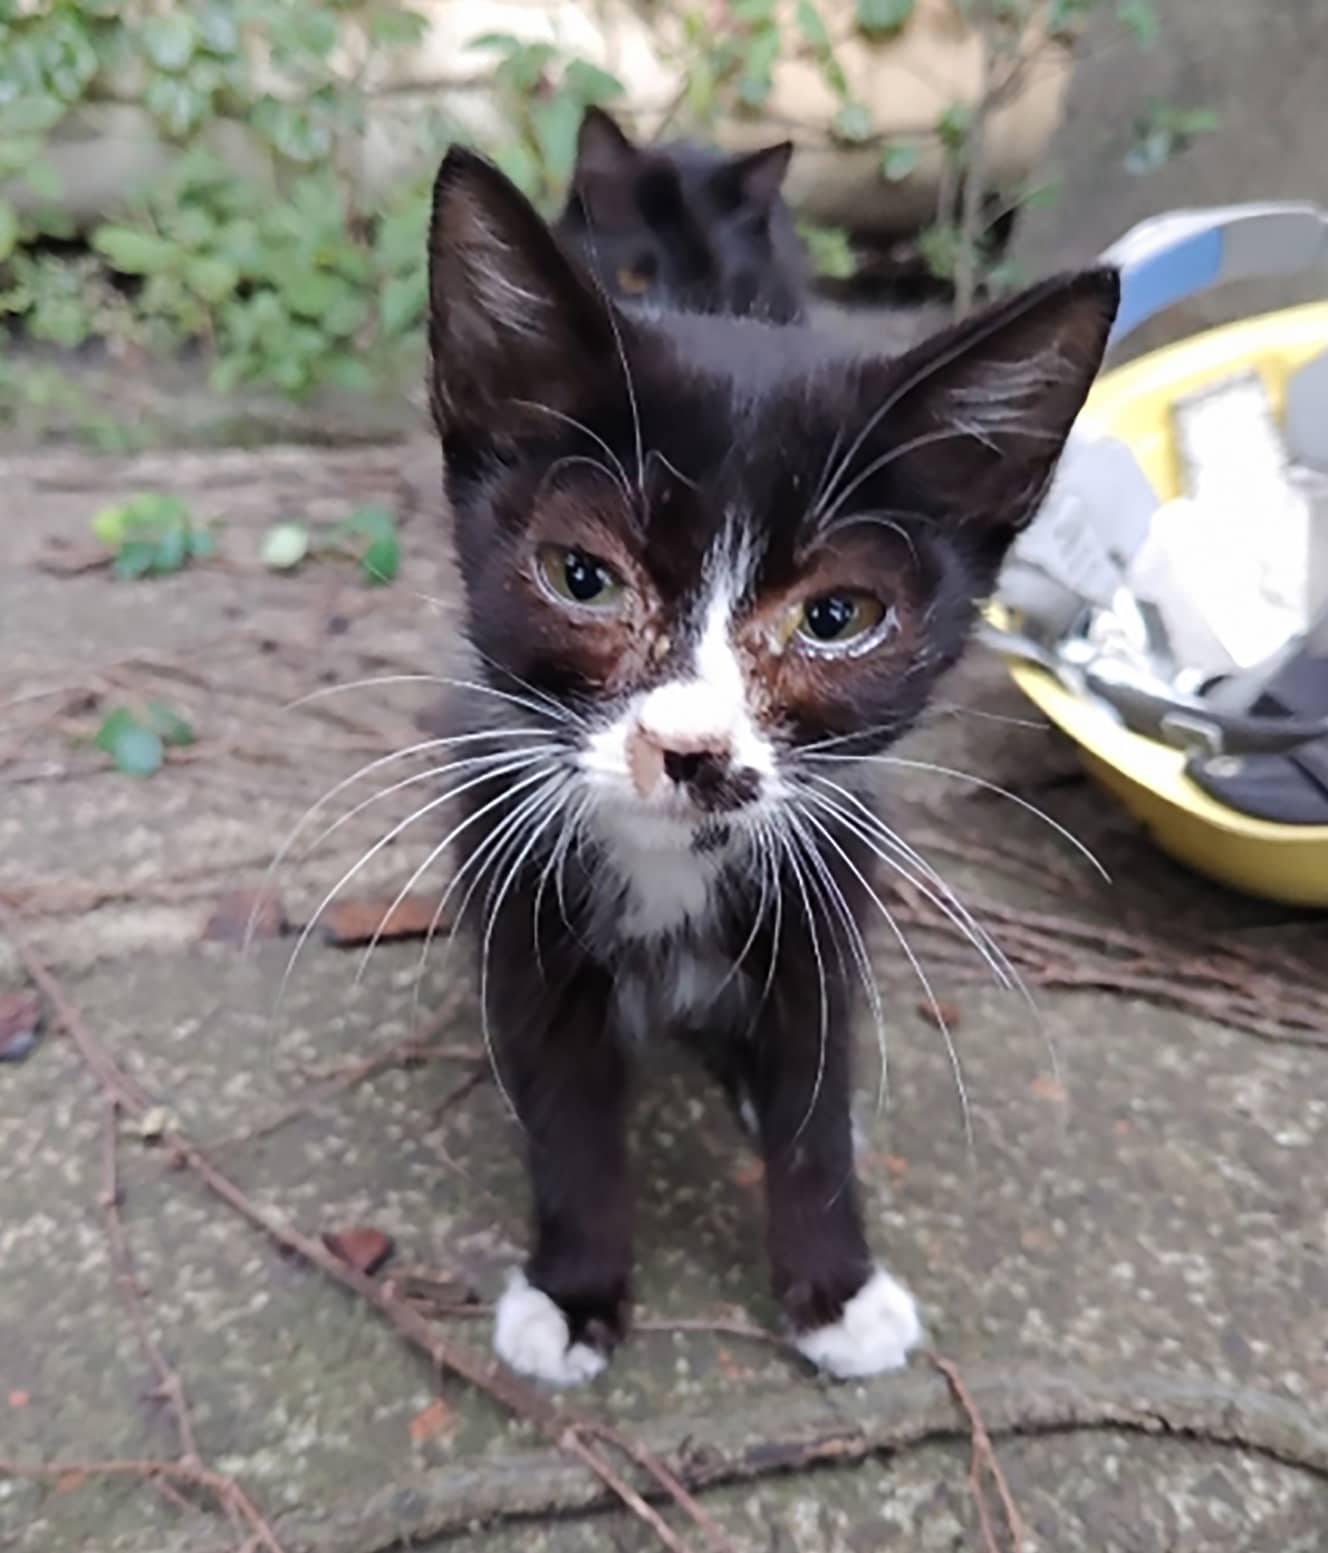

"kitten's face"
[554,107,805,322]
[429,150,1117,864]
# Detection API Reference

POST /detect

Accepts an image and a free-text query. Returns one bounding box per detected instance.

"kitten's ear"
[716,142,794,212]
[428,147,616,456]
[879,269,1119,560]
[571,106,641,229]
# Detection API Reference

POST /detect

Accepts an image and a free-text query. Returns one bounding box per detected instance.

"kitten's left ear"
[878,268,1119,565]
[428,146,617,459]
[716,142,794,212]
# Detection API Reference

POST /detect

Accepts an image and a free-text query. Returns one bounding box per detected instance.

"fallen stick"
[0,904,736,1553]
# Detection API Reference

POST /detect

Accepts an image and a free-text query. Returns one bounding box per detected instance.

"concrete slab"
[1,443,1325,1553]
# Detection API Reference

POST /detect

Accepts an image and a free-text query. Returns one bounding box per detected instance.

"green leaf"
[360,533,400,584]
[795,0,831,51]
[0,93,66,136]
[145,74,207,137]
[562,59,626,105]
[466,31,524,55]
[1116,0,1159,48]
[261,521,310,570]
[153,524,189,573]
[187,529,217,560]
[92,504,127,546]
[112,542,160,580]
[145,700,196,746]
[379,271,426,338]
[343,503,396,542]
[0,201,17,264]
[367,9,430,48]
[491,140,541,199]
[1019,177,1063,210]
[831,101,874,143]
[855,0,915,36]
[196,5,240,56]
[936,102,974,153]
[22,158,63,201]
[280,268,347,320]
[112,725,164,776]
[186,256,239,302]
[732,0,776,20]
[92,227,182,276]
[881,141,921,181]
[737,27,780,108]
[141,13,198,71]
[94,707,138,754]
[531,92,584,187]
[798,222,857,280]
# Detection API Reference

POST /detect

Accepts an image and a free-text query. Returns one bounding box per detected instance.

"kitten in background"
[554,106,809,322]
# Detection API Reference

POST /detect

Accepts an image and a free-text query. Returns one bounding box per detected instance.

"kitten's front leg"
[490,960,633,1386]
[751,965,923,1379]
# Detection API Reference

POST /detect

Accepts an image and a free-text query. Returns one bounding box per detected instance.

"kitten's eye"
[616,265,652,296]
[537,545,625,610]
[796,591,887,650]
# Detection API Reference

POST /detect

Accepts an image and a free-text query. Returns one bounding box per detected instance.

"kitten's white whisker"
[807,752,1110,881]
[805,779,1062,1091]
[819,427,983,529]
[773,826,829,1151]
[466,644,588,732]
[300,745,560,877]
[275,753,544,1015]
[510,400,632,498]
[803,781,1014,992]
[409,778,566,1030]
[353,762,562,988]
[786,810,888,1117]
[244,728,552,951]
[475,776,575,1125]
[285,674,580,729]
[798,805,973,1152]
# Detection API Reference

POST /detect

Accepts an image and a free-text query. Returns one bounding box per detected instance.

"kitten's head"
[554,106,806,323]
[429,149,1116,859]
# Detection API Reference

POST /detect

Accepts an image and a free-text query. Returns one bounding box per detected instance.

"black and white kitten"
[554,105,808,322]
[427,147,1117,1384]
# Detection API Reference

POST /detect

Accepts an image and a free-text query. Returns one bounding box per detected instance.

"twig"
[929,1353,1027,1553]
[100,1100,201,1465]
[206,1024,479,1151]
[0,1458,285,1552]
[0,904,736,1553]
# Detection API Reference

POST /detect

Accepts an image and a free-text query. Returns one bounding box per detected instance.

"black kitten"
[554,105,808,322]
[427,147,1117,1384]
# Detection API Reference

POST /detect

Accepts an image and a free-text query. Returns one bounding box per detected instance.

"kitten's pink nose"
[628,683,735,798]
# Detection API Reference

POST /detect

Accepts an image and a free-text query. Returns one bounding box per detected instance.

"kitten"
[554,105,808,322]
[426,147,1117,1384]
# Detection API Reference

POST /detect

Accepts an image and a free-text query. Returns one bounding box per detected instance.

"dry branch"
[0,904,735,1553]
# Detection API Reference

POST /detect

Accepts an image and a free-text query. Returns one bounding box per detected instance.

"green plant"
[261,504,401,583]
[93,701,195,777]
[0,0,1180,402]
[1125,100,1219,175]
[91,491,216,577]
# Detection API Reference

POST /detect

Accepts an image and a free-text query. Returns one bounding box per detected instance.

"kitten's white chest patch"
[612,937,743,1041]
[614,841,720,939]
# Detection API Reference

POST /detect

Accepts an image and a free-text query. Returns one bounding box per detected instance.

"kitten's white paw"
[794,1266,923,1379]
[493,1271,608,1387]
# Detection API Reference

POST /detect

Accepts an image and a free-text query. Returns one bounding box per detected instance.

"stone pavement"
[1,440,1325,1553]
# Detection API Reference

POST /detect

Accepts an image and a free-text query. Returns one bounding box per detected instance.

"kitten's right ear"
[720,141,794,212]
[571,107,642,230]
[428,147,617,456]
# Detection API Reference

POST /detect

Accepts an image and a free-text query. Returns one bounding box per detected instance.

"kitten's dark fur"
[554,106,808,322]
[427,147,1117,1383]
